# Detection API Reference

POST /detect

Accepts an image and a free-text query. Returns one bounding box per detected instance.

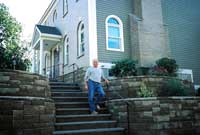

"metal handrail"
[106,83,131,135]
[68,63,79,83]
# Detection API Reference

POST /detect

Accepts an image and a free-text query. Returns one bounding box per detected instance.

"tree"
[0,3,31,70]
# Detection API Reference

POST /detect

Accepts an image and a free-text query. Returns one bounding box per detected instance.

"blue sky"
[0,0,51,40]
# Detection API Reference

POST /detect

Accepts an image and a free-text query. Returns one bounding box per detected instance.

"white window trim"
[63,0,68,17]
[105,15,124,52]
[77,21,85,57]
[53,10,57,23]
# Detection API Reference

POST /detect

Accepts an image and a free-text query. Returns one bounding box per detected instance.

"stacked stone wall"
[0,70,55,135]
[108,97,200,135]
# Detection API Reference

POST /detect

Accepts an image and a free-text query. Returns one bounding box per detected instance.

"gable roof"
[36,25,62,36]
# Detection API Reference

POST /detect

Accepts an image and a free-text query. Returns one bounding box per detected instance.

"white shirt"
[84,67,106,83]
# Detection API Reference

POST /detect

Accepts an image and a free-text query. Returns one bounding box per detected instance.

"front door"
[54,49,59,78]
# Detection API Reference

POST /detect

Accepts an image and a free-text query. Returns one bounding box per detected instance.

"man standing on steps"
[84,59,109,115]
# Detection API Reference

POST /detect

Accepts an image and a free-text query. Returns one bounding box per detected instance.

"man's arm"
[84,68,89,90]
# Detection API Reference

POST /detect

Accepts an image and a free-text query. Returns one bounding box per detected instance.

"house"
[31,0,200,86]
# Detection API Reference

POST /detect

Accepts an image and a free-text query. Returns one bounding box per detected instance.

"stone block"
[154,115,170,122]
[13,110,24,120]
[0,76,10,82]
[0,88,20,94]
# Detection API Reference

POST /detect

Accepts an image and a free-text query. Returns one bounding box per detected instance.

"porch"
[31,25,63,78]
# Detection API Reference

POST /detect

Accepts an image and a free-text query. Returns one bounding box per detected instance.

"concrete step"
[56,108,108,115]
[55,120,117,130]
[51,89,82,93]
[52,97,88,102]
[56,114,112,123]
[55,102,89,108]
[50,82,78,86]
[53,127,125,135]
[51,85,80,90]
[52,91,88,97]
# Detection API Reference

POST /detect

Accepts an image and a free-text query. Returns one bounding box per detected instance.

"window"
[63,0,68,16]
[77,21,85,57]
[106,15,124,51]
[64,36,69,65]
[53,10,57,22]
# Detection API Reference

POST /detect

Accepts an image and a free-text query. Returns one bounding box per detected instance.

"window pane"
[108,26,120,37]
[81,24,84,30]
[81,32,84,42]
[108,18,119,24]
[108,38,120,49]
[81,43,85,53]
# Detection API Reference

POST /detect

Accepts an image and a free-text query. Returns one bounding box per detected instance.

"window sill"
[63,11,68,18]
[106,48,124,52]
[77,54,84,59]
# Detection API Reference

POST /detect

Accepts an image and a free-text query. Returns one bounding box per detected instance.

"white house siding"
[40,0,91,74]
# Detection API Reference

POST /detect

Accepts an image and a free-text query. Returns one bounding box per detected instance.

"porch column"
[32,49,36,73]
[39,39,44,75]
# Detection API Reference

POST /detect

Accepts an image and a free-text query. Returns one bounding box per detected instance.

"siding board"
[161,0,200,84]
[96,0,134,63]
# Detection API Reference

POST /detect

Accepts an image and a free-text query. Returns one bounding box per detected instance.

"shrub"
[155,57,178,76]
[136,67,150,76]
[196,88,200,96]
[149,66,169,76]
[110,59,138,77]
[137,82,155,97]
[158,78,191,96]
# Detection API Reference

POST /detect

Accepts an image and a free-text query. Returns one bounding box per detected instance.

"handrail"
[68,63,79,83]
[106,83,131,135]
[43,63,80,82]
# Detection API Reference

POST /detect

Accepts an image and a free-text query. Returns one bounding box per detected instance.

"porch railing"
[43,63,79,83]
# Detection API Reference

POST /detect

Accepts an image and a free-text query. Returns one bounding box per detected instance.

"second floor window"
[63,0,68,16]
[53,10,57,23]
[77,21,85,57]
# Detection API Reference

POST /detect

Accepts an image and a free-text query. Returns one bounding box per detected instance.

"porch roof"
[31,25,62,49]
[36,25,62,36]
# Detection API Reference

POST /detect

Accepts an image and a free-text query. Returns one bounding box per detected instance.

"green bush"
[137,82,155,97]
[196,88,200,96]
[110,59,137,77]
[155,57,178,76]
[158,79,191,96]
[136,67,150,76]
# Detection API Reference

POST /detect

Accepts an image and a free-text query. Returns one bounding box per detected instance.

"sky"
[0,0,52,41]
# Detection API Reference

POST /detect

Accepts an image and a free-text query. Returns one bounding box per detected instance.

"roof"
[36,25,62,36]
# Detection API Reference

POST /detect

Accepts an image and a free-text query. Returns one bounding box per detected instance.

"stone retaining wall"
[103,76,195,98]
[108,97,200,135]
[0,70,55,135]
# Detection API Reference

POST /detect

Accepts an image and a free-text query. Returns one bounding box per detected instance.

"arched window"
[53,10,57,22]
[106,15,124,51]
[63,0,68,16]
[64,35,69,65]
[77,21,85,57]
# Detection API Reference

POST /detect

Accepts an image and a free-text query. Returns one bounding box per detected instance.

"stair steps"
[50,81,125,135]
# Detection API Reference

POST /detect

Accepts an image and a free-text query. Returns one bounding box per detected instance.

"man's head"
[92,59,99,68]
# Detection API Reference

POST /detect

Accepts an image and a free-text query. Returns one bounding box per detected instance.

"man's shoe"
[91,111,98,115]
[96,105,101,110]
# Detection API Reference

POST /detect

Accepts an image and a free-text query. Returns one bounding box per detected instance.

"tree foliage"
[0,3,30,70]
